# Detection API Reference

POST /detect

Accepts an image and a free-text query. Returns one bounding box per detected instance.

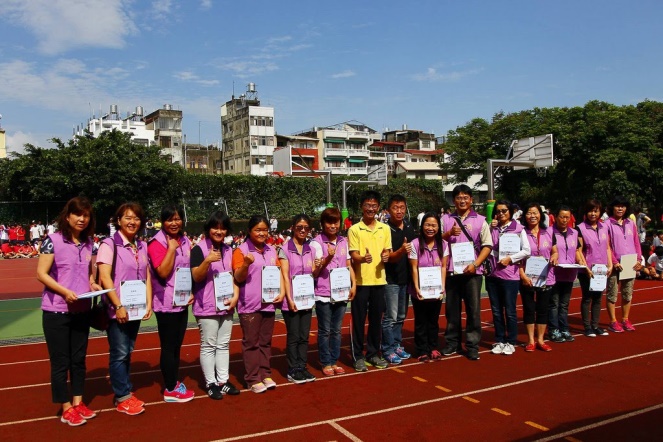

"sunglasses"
[294,225,311,232]
[495,209,509,214]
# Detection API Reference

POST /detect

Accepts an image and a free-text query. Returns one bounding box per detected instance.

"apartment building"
[144,105,184,165]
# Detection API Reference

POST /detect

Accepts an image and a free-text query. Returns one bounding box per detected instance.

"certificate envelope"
[120,279,147,321]
[261,266,281,302]
[329,267,351,303]
[558,263,586,269]
[498,233,521,260]
[418,266,443,299]
[77,288,113,299]
[292,274,315,310]
[214,271,234,311]
[619,254,637,280]
[451,242,475,275]
[590,264,608,291]
[525,256,549,288]
[173,267,192,306]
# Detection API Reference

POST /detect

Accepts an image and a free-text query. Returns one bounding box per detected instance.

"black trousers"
[351,285,386,361]
[42,310,91,403]
[520,285,552,325]
[412,297,442,356]
[282,310,312,369]
[155,309,189,391]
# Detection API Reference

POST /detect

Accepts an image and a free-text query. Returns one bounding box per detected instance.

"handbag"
[452,215,493,275]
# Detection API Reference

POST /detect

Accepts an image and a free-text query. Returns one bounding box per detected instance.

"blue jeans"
[315,300,347,366]
[548,281,573,332]
[381,284,408,355]
[485,277,519,345]
[107,319,141,402]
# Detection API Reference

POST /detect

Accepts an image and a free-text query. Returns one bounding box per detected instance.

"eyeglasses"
[294,225,311,232]
[495,209,509,214]
[362,204,379,209]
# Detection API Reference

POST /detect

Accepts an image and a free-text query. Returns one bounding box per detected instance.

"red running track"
[0,259,43,300]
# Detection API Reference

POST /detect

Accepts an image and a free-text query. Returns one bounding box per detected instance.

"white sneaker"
[491,343,505,354]
[502,343,515,355]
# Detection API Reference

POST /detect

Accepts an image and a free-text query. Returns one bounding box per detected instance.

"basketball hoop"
[535,167,547,177]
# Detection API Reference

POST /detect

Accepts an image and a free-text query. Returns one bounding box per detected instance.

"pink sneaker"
[60,407,86,426]
[609,321,624,333]
[622,319,636,331]
[163,381,195,403]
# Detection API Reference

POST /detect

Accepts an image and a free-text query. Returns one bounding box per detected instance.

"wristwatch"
[114,304,124,311]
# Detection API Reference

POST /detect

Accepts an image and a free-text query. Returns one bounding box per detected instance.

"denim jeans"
[485,277,520,345]
[315,300,347,366]
[107,319,141,402]
[381,283,408,355]
[548,281,573,332]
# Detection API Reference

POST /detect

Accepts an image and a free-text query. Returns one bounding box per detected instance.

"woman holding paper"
[98,202,152,416]
[310,207,356,376]
[576,200,613,337]
[191,211,240,399]
[147,204,194,403]
[279,214,319,384]
[409,212,448,362]
[604,196,642,332]
[519,203,556,352]
[37,197,99,426]
[486,201,530,355]
[232,215,284,394]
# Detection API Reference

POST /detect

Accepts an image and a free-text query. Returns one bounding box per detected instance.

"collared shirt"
[348,219,392,286]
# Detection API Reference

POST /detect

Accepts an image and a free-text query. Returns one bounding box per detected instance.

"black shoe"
[287,368,307,384]
[301,368,316,382]
[220,381,240,395]
[441,345,457,356]
[467,349,480,361]
[206,383,223,400]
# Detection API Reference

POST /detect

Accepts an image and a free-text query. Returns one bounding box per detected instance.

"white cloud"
[331,70,356,79]
[1,0,137,55]
[5,131,54,155]
[214,59,279,78]
[200,0,212,9]
[173,71,219,86]
[412,67,483,82]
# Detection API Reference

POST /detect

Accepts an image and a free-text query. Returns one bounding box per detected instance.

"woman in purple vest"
[190,210,240,399]
[486,200,531,355]
[37,197,98,426]
[310,207,356,377]
[232,215,284,394]
[576,199,613,337]
[98,202,152,416]
[519,203,555,352]
[279,214,319,384]
[604,196,642,332]
[408,212,448,362]
[147,204,194,403]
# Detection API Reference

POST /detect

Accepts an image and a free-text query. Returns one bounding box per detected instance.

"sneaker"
[430,350,442,361]
[395,346,411,360]
[441,345,457,356]
[163,381,195,403]
[365,355,388,369]
[384,352,402,365]
[536,342,553,352]
[61,407,86,426]
[130,393,145,408]
[73,403,96,419]
[116,396,145,415]
[467,349,480,361]
[287,368,307,384]
[502,343,515,355]
[622,319,636,331]
[206,383,223,400]
[220,381,240,395]
[354,359,368,372]
[322,366,335,376]
[584,328,597,338]
[332,365,346,375]
[561,331,575,342]
[549,329,566,343]
[594,327,609,336]
[417,354,430,363]
[524,343,536,352]
[609,321,624,333]
[301,368,316,382]
[262,378,277,389]
[491,343,505,355]
[250,382,267,394]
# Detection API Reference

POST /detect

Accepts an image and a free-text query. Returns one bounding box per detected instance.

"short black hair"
[452,184,473,198]
[203,211,232,237]
[387,194,407,208]
[359,190,381,206]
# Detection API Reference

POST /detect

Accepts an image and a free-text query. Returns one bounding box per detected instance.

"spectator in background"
[16,223,26,243]
[8,223,19,245]
[0,222,8,245]
[47,220,57,235]
[30,221,41,245]
[269,216,278,233]
[108,217,116,237]
[634,207,651,243]
[38,220,46,239]
[645,246,663,280]
[653,231,663,248]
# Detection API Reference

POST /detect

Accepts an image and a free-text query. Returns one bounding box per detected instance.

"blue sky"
[1,0,662,154]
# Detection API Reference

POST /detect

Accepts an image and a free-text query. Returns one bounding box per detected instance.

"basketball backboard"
[507,134,553,170]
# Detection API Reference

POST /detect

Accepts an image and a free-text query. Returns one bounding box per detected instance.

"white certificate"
[329,267,351,303]
[498,233,521,260]
[590,264,608,292]
[261,266,281,302]
[418,266,443,299]
[292,274,315,310]
[77,288,113,299]
[120,279,147,321]
[173,267,192,306]
[525,256,550,288]
[558,263,586,269]
[451,242,475,275]
[214,271,234,311]
[619,254,637,280]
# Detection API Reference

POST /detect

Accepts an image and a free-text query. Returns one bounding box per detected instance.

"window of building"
[326,160,344,168]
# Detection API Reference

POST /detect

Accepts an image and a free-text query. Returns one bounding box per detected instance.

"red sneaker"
[73,403,97,419]
[61,407,86,426]
[524,343,536,352]
[116,395,145,415]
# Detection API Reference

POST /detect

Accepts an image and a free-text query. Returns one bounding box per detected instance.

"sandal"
[322,366,335,376]
[332,365,345,375]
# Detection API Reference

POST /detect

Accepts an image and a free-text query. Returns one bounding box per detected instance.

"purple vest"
[192,238,233,317]
[577,221,609,270]
[236,239,279,314]
[41,232,93,313]
[606,218,641,265]
[489,220,524,281]
[280,239,314,311]
[149,230,192,313]
[442,211,487,275]
[409,238,446,296]
[312,234,349,298]
[102,232,149,319]
[524,227,555,286]
[552,226,579,282]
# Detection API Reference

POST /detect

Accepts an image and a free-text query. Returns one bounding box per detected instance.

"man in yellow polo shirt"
[348,190,392,371]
